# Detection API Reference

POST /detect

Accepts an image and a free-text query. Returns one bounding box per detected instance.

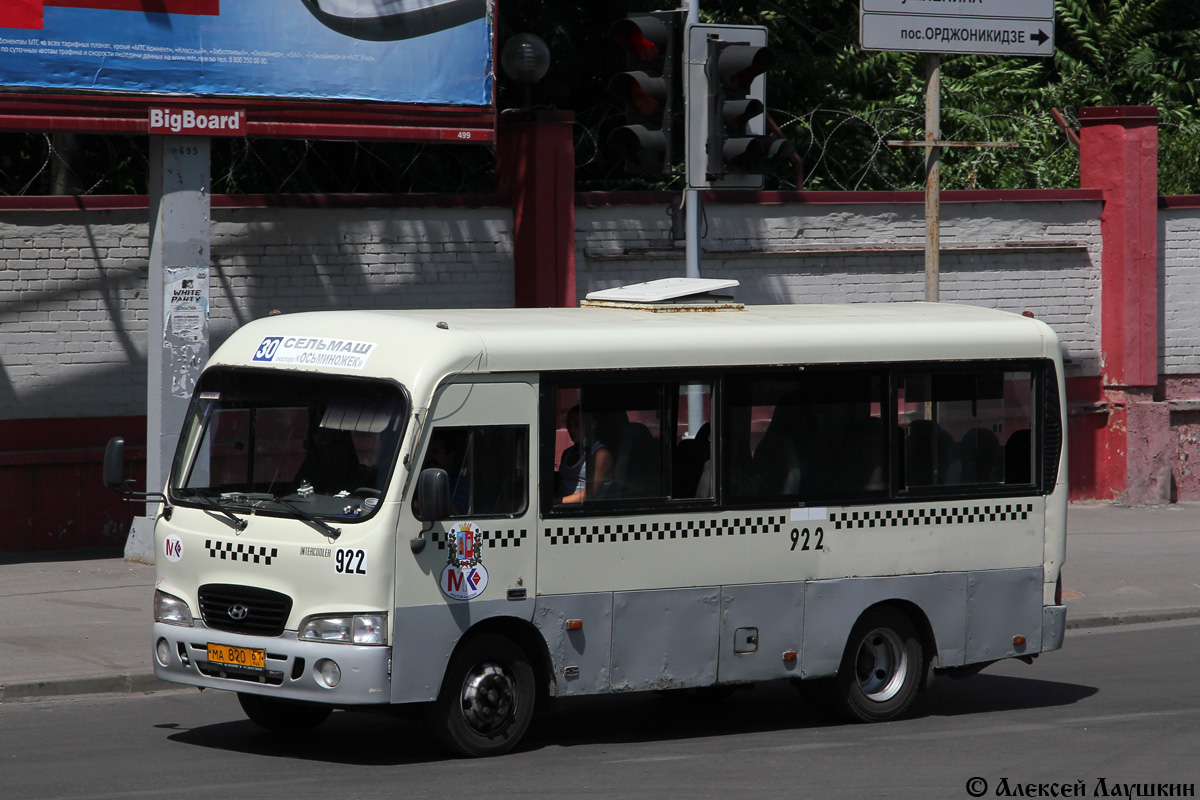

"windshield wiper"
[267,497,342,540]
[184,490,248,531]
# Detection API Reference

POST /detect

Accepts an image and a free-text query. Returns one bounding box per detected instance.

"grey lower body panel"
[533,592,613,696]
[535,585,804,696]
[719,582,805,684]
[393,569,1052,702]
[610,587,720,692]
[1041,604,1066,652]
[802,572,968,679]
[391,597,535,704]
[800,568,1046,679]
[966,568,1044,661]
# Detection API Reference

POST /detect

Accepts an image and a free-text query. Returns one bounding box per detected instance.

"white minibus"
[105,296,1067,757]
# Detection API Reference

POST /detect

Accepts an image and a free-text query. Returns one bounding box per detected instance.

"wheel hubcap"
[854,627,908,702]
[459,660,517,736]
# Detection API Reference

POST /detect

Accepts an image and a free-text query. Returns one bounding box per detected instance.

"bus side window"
[898,368,1034,491]
[415,426,528,518]
[723,369,885,504]
[547,380,720,507]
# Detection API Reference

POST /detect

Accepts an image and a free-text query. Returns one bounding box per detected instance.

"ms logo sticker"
[164,534,184,563]
[440,521,489,601]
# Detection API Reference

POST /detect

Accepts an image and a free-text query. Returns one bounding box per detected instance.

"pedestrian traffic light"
[685,24,793,189]
[607,11,682,175]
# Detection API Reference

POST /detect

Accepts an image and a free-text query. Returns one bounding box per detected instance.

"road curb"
[0,672,176,703]
[1067,606,1200,630]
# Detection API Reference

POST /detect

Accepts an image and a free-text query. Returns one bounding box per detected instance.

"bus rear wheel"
[428,634,536,757]
[834,607,923,723]
[237,693,332,733]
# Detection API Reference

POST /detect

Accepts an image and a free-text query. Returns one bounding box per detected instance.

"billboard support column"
[131,135,212,562]
[496,110,576,308]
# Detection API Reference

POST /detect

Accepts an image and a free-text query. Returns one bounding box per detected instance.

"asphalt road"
[2,621,1198,800]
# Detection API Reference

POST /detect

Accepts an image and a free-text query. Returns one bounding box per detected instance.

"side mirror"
[103,437,127,492]
[415,467,452,523]
[100,437,171,516]
[411,468,452,555]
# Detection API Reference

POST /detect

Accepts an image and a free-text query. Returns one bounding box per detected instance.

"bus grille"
[198,584,292,637]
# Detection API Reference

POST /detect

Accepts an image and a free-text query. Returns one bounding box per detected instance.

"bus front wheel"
[834,607,923,723]
[428,633,536,757]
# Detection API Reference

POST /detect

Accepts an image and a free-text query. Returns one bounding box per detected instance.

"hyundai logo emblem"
[227,604,249,620]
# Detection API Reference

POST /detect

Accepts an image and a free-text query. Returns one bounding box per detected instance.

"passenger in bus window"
[296,426,362,495]
[673,422,711,498]
[751,394,804,496]
[555,405,612,504]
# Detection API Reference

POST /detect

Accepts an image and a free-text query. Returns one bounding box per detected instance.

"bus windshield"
[168,368,408,522]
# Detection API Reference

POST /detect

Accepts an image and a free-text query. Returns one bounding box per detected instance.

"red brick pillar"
[1078,106,1167,503]
[496,110,577,308]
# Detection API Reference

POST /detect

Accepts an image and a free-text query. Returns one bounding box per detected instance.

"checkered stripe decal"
[205,539,278,565]
[432,529,528,551]
[830,503,1034,530]
[544,516,786,546]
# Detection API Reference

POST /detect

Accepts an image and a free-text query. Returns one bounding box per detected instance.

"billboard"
[0,1,493,108]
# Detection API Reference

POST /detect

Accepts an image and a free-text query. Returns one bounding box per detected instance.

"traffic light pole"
[685,186,701,286]
[684,0,701,282]
[683,0,704,436]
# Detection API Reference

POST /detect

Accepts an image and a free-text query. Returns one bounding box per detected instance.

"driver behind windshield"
[295,425,364,495]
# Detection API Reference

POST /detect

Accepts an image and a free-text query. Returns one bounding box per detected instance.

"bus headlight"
[154,590,195,627]
[298,614,387,645]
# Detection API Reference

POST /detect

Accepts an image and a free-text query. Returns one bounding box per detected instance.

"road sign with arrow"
[860,0,1054,58]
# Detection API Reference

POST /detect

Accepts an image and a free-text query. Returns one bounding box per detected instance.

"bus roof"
[210,302,1061,382]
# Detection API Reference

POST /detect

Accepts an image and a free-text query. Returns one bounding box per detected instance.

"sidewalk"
[2,502,1199,702]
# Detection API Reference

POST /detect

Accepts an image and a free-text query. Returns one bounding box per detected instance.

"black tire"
[237,692,332,733]
[428,634,536,758]
[833,606,923,723]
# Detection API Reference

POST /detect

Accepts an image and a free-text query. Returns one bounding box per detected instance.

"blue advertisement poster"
[0,1,493,107]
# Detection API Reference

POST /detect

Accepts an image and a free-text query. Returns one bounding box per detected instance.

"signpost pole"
[924,52,941,303]
[860,0,1057,303]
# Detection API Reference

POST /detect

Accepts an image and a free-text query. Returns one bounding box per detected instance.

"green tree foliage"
[693,0,1200,192]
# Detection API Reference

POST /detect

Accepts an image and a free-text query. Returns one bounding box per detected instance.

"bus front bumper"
[152,621,391,704]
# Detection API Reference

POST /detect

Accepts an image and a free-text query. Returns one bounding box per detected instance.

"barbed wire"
[772,105,1084,192]
[0,133,499,197]
[2,108,1198,197]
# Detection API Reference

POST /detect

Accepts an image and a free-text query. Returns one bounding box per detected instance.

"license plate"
[206,643,266,671]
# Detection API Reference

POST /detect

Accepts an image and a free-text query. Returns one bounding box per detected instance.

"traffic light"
[607,11,682,174]
[685,24,793,189]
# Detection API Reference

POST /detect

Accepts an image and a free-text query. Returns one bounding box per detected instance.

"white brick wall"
[0,196,1111,422]
[207,208,514,335]
[0,213,149,420]
[576,199,1104,375]
[0,206,514,420]
[1162,209,1200,374]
